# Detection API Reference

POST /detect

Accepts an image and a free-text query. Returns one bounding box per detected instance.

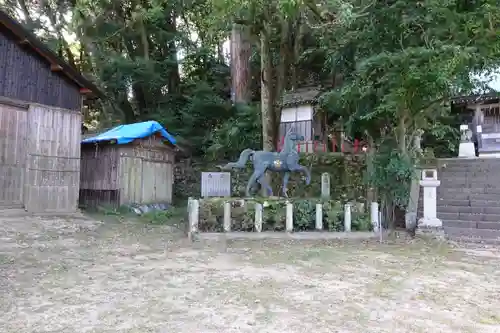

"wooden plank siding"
[0,25,82,111]
[0,103,28,206]
[25,105,81,212]
[79,135,174,208]
[80,145,119,190]
[118,144,174,205]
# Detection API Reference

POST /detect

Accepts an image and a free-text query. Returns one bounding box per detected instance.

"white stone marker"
[315,203,323,230]
[223,202,231,232]
[458,124,475,157]
[254,203,263,232]
[188,198,199,241]
[418,169,442,228]
[286,201,294,232]
[321,173,331,199]
[344,203,352,232]
[371,202,379,233]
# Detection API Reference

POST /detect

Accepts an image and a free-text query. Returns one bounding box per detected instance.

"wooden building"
[0,10,101,213]
[80,121,176,208]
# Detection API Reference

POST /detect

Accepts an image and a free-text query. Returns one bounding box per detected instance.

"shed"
[0,10,101,213]
[80,121,177,208]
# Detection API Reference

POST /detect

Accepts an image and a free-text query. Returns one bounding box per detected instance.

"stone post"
[188,198,199,241]
[370,202,379,232]
[254,203,263,232]
[315,203,323,230]
[344,203,352,232]
[418,169,442,229]
[321,173,331,199]
[286,201,293,232]
[223,202,231,232]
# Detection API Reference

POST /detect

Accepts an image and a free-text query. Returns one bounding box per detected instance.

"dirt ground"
[1,214,500,333]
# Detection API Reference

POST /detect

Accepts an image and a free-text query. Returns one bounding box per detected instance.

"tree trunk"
[165,12,180,95]
[274,18,292,148]
[231,23,252,104]
[261,31,274,152]
[291,14,305,89]
[397,116,407,155]
[260,29,274,197]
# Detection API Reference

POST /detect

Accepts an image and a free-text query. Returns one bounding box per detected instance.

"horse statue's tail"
[218,148,254,170]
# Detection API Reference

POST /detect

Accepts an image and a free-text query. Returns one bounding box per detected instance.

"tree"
[320,0,500,228]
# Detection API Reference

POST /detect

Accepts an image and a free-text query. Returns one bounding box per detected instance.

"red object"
[331,137,336,152]
[313,141,318,152]
[297,142,301,153]
[354,139,359,154]
[305,141,309,153]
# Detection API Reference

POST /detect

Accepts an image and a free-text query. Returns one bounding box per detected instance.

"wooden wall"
[0,103,27,207]
[79,135,175,208]
[80,144,119,190]
[118,137,174,205]
[0,26,82,111]
[25,104,81,212]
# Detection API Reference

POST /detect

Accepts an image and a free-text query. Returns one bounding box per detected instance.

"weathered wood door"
[25,105,81,213]
[0,103,27,206]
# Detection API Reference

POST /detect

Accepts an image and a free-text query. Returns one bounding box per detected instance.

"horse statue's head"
[285,127,304,142]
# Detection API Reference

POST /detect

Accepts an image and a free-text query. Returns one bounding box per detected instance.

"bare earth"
[1,214,500,333]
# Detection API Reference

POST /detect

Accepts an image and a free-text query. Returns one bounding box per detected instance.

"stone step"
[439,212,500,222]
[438,187,500,195]
[438,206,500,214]
[439,174,500,180]
[440,164,500,171]
[439,171,500,179]
[442,220,500,230]
[439,161,500,170]
[439,158,500,165]
[438,181,500,189]
[437,199,500,207]
[444,226,500,241]
[437,193,500,201]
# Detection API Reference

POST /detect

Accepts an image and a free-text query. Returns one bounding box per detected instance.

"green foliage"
[322,201,344,231]
[198,198,373,232]
[205,103,262,160]
[294,200,316,231]
[140,207,186,226]
[262,201,286,231]
[175,153,367,202]
[368,141,416,211]
[352,211,372,231]
[319,0,500,149]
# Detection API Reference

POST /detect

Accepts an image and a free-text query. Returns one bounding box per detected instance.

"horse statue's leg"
[289,163,311,185]
[282,172,290,197]
[246,171,260,197]
[257,172,273,196]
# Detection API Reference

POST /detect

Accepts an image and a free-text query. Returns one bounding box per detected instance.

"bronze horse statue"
[219,129,311,197]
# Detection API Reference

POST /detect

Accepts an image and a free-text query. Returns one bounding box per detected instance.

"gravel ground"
[1,213,500,333]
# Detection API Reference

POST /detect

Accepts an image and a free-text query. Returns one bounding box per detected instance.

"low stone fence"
[187,197,383,241]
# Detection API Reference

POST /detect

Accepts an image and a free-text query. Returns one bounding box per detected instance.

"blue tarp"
[81,120,177,145]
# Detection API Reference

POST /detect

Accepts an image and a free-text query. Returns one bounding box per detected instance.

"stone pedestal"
[418,169,443,236]
[458,124,476,158]
[459,142,475,157]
